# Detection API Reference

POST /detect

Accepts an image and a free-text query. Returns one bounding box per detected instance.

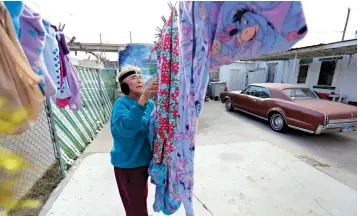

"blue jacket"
[110,96,154,168]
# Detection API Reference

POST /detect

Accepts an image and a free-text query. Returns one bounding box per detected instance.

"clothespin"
[168,1,178,10]
[161,16,166,24]
[68,36,76,45]
[154,26,162,38]
[168,1,178,16]
[58,22,66,32]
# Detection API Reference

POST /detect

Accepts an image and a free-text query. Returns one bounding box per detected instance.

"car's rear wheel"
[225,98,234,111]
[269,112,287,132]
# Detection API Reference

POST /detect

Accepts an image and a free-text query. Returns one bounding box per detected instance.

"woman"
[110,66,158,216]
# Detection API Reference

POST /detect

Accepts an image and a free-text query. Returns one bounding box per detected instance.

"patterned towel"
[175,2,307,215]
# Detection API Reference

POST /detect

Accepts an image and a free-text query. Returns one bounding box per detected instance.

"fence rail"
[0,66,116,214]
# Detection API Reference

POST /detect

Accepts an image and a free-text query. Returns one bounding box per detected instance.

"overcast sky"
[23,0,357,60]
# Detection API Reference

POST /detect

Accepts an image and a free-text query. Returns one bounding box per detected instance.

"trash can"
[209,81,226,100]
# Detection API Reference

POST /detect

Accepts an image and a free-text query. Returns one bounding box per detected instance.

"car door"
[237,85,259,113]
[250,86,271,117]
[231,86,252,110]
[245,86,262,114]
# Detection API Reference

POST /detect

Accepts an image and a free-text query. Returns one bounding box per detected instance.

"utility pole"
[99,33,106,63]
[130,31,133,43]
[342,7,351,41]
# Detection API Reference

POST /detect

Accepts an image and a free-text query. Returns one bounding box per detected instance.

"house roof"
[241,39,357,61]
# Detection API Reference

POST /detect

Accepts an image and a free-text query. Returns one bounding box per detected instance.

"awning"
[241,39,357,61]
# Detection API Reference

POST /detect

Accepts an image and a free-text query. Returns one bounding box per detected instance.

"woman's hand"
[138,79,158,106]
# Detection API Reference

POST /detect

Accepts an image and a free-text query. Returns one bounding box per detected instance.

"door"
[234,85,258,113]
[250,87,271,117]
[231,85,250,109]
[229,69,244,91]
[297,64,309,84]
[266,63,277,83]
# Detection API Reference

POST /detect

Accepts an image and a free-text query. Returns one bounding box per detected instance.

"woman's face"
[123,74,144,95]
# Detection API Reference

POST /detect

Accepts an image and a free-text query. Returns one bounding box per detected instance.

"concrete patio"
[40,138,356,216]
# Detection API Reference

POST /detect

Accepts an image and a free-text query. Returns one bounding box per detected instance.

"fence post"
[44,98,67,179]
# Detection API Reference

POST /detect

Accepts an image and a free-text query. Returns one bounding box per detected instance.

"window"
[283,88,318,99]
[250,86,261,97]
[243,86,271,98]
[297,65,309,84]
[242,86,253,95]
[258,87,271,98]
[317,61,336,86]
[242,86,259,96]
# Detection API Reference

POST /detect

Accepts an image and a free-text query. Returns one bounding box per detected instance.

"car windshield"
[283,88,318,99]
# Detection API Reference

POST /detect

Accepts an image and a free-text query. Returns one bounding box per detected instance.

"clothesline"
[0,1,81,134]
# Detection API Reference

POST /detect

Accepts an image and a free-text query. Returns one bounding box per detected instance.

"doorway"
[318,61,336,86]
[297,64,309,84]
[266,63,277,83]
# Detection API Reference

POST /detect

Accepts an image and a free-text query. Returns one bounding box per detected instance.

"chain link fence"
[0,66,116,215]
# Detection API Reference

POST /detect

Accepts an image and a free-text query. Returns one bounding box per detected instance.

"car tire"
[269,112,287,132]
[225,98,234,111]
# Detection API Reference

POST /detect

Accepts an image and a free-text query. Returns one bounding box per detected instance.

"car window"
[283,88,317,99]
[250,86,261,97]
[258,87,271,98]
[283,89,294,97]
[242,86,253,95]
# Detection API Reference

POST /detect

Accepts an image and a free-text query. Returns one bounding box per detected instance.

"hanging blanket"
[149,1,307,215]
[175,2,307,215]
[148,7,181,215]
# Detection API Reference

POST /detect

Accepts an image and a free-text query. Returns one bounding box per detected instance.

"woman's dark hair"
[120,82,130,95]
[118,70,137,95]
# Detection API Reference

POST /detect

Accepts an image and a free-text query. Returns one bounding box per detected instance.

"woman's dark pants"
[114,166,149,216]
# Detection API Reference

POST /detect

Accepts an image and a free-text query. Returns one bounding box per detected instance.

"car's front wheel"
[269,112,287,132]
[225,98,234,111]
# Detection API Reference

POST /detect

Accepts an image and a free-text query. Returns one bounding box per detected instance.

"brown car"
[220,83,357,134]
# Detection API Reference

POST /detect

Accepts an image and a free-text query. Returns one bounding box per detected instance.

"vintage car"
[220,83,357,134]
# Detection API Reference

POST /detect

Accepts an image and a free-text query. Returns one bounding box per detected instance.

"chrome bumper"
[315,119,357,134]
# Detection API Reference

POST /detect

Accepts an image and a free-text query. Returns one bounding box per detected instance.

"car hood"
[294,99,357,120]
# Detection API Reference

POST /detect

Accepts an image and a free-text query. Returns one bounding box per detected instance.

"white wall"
[279,59,300,84]
[219,62,255,90]
[296,55,357,102]
[253,62,269,82]
[330,55,357,102]
[219,55,357,102]
[253,60,299,84]
[248,69,266,84]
